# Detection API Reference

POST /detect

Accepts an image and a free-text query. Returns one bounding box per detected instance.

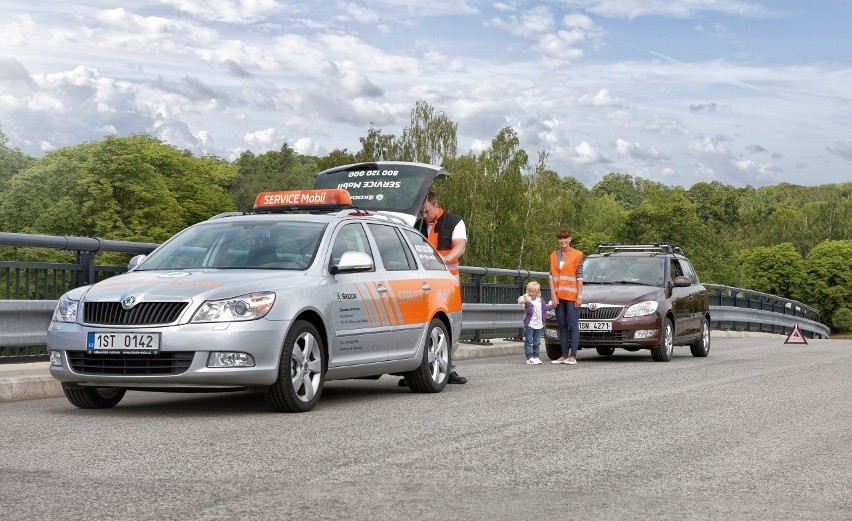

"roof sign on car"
[253,189,353,213]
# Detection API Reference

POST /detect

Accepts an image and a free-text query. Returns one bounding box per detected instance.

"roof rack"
[594,243,684,255]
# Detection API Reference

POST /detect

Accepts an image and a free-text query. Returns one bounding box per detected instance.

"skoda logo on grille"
[588,303,599,312]
[121,296,137,310]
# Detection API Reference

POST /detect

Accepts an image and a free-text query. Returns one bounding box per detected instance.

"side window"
[680,259,700,284]
[368,224,416,271]
[330,223,373,267]
[669,259,685,281]
[402,229,445,271]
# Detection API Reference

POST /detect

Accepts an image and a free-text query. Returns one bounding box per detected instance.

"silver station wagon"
[47,162,462,412]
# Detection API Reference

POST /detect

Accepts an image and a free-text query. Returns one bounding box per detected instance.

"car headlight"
[624,300,658,318]
[53,296,79,323]
[191,292,276,323]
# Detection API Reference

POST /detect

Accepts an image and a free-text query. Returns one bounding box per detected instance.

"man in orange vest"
[549,228,584,365]
[400,190,468,386]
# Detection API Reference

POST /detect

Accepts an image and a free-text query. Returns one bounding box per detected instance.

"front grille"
[68,351,194,375]
[84,301,188,325]
[580,331,629,341]
[580,306,623,320]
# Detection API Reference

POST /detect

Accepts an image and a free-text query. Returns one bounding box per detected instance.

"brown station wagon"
[544,244,710,362]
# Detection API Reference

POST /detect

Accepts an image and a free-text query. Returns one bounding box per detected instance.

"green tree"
[397,100,458,165]
[831,307,852,333]
[0,135,235,243]
[355,124,399,162]
[801,240,852,328]
[591,172,643,210]
[230,143,313,211]
[0,123,34,195]
[736,243,806,300]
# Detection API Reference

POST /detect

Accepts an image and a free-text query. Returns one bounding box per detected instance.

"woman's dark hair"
[556,228,572,239]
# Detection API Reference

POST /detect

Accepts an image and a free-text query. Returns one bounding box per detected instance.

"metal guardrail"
[0,232,831,362]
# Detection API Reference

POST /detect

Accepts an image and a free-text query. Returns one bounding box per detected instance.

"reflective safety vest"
[416,209,462,276]
[549,248,583,301]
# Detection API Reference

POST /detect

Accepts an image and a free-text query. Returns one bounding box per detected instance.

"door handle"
[422,282,431,293]
[376,283,388,294]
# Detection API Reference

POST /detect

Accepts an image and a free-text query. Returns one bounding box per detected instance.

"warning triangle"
[784,324,808,345]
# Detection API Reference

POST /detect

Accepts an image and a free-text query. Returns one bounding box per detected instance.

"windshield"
[136,220,327,271]
[583,256,666,287]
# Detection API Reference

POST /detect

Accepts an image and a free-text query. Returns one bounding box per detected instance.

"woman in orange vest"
[549,228,584,364]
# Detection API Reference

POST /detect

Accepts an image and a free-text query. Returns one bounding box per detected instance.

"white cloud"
[583,0,768,20]
[158,0,279,24]
[569,140,608,165]
[578,88,625,107]
[336,2,379,24]
[614,138,666,163]
[1,13,36,46]
[826,141,852,161]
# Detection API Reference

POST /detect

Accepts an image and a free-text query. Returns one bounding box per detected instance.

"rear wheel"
[650,318,674,362]
[62,384,126,409]
[596,347,615,356]
[405,318,449,393]
[690,317,711,357]
[545,343,562,361]
[265,320,325,413]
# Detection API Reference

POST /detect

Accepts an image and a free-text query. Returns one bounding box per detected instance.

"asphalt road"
[1,336,850,521]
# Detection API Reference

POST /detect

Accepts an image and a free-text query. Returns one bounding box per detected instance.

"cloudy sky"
[1,0,850,189]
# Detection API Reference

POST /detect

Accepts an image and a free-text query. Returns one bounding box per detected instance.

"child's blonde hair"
[526,281,541,292]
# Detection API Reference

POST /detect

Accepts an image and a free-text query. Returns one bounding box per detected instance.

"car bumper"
[46,318,291,388]
[544,314,663,348]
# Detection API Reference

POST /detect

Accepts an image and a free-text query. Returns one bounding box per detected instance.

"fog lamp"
[50,351,62,367]
[634,329,658,340]
[207,352,255,368]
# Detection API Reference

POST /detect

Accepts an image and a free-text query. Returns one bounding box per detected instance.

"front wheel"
[265,320,325,413]
[650,318,674,362]
[62,384,126,409]
[596,347,615,356]
[405,318,450,393]
[690,317,711,357]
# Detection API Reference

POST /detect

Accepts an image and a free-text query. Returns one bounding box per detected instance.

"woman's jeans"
[523,326,542,359]
[555,300,580,357]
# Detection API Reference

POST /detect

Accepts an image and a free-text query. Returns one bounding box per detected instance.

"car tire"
[545,343,562,361]
[690,317,711,357]
[62,384,126,409]
[405,318,450,393]
[596,347,616,356]
[266,320,325,413]
[623,347,640,352]
[650,318,674,362]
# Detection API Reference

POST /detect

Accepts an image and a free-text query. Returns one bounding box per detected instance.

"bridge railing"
[0,232,830,363]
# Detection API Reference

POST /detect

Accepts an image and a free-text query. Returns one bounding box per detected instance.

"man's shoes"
[448,372,467,384]
[398,378,408,387]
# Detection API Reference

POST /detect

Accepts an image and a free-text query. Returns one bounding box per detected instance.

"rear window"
[314,162,445,217]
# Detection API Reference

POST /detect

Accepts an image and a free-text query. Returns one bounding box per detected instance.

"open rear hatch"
[314,161,448,225]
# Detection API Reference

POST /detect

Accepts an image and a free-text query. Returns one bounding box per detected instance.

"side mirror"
[330,251,374,274]
[673,275,691,287]
[128,254,147,271]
